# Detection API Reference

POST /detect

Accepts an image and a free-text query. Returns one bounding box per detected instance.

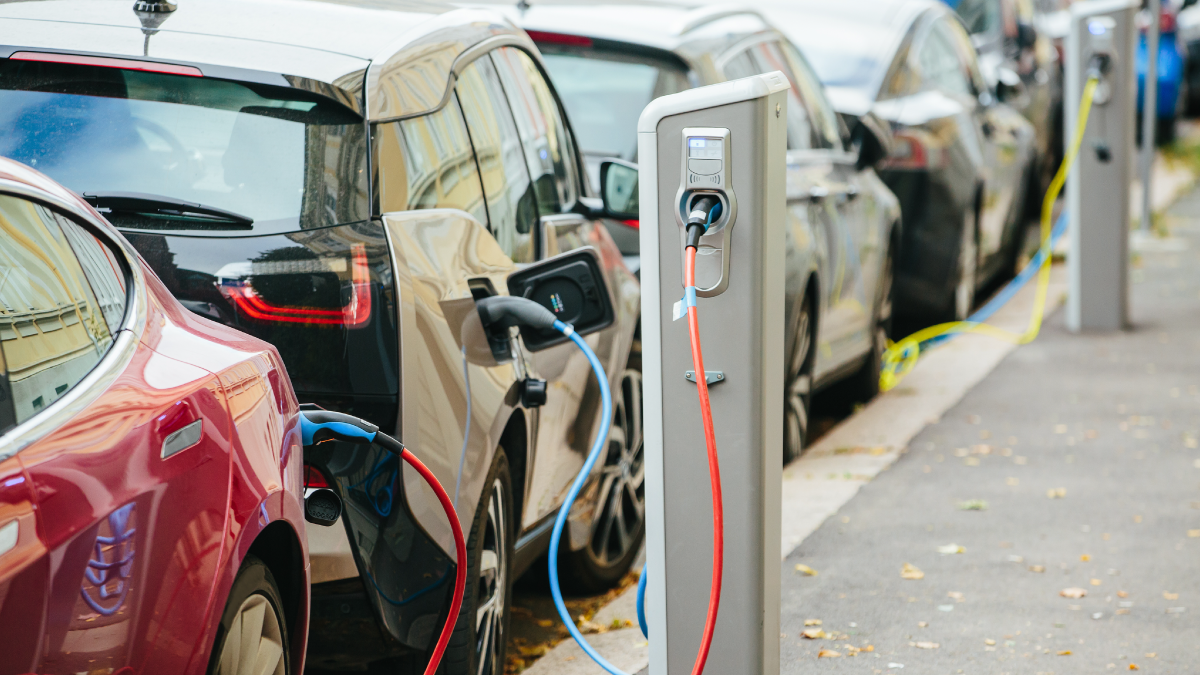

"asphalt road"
[780,193,1200,672]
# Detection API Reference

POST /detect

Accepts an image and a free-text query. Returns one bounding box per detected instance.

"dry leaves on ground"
[937,543,965,554]
[1058,650,1072,656]
[910,641,939,649]
[1047,487,1067,499]
[901,563,925,580]
[1061,587,1088,599]
[795,563,819,576]
[1029,565,1046,573]
[958,499,988,511]
[1163,591,1179,600]
[802,628,826,639]
[817,649,841,658]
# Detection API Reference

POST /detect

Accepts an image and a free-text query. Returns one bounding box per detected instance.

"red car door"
[0,194,233,674]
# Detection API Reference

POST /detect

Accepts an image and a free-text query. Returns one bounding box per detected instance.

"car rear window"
[538,46,690,161]
[0,58,368,236]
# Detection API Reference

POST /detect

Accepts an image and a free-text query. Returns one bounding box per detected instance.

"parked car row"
[0,0,1065,673]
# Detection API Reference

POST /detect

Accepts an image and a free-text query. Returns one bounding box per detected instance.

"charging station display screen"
[688,138,721,159]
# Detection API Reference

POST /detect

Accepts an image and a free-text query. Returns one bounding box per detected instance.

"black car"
[765,0,1038,323]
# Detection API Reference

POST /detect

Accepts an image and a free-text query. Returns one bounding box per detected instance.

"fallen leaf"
[794,564,818,576]
[1091,579,1103,586]
[958,499,988,511]
[1117,590,1129,598]
[937,543,965,554]
[1029,565,1046,573]
[1058,650,1072,656]
[1047,487,1067,499]
[1163,591,1179,600]
[985,638,996,645]
[911,641,939,649]
[817,649,840,658]
[536,619,554,627]
[863,645,874,652]
[804,619,822,626]
[1061,587,1088,599]
[1129,664,1139,670]
[900,563,925,580]
[802,628,826,639]
[1146,653,1157,658]
[947,591,964,602]
[1189,529,1200,538]
[1081,554,1092,561]
[917,621,928,627]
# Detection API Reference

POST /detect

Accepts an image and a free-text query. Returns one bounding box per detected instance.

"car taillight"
[883,131,946,171]
[8,51,204,77]
[621,219,640,229]
[217,243,371,327]
[1161,9,1177,34]
[528,30,594,47]
[305,464,330,489]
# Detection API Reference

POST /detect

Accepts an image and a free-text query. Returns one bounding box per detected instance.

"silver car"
[472,1,903,462]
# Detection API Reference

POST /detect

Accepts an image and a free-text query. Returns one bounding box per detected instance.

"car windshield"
[787,22,894,90]
[540,49,690,161]
[0,59,367,235]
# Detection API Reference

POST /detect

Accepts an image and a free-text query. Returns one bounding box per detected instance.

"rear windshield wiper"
[82,192,254,228]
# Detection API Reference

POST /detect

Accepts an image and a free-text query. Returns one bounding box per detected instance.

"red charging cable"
[683,246,724,675]
[397,445,468,675]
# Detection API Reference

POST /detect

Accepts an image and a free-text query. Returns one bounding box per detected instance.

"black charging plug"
[685,195,721,249]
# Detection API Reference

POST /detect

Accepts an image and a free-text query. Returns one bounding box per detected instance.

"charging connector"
[685,195,722,249]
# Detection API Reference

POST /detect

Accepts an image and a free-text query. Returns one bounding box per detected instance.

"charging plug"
[685,196,722,249]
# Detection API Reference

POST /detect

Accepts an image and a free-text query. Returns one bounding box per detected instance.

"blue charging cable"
[546,320,633,675]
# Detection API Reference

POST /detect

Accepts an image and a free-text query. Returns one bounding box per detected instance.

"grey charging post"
[1066,0,1136,331]
[638,73,788,673]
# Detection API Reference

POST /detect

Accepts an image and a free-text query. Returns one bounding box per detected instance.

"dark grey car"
[475,1,903,462]
[764,0,1038,323]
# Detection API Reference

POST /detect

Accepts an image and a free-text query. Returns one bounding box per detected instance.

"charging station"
[638,73,789,674]
[1066,0,1137,331]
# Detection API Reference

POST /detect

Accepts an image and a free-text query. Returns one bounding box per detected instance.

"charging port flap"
[506,247,615,351]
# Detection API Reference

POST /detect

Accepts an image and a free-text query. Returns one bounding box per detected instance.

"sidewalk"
[781,188,1200,672]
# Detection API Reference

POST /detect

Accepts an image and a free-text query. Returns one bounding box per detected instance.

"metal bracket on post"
[684,370,725,385]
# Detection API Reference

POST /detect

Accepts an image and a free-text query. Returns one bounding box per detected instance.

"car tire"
[441,450,514,675]
[560,365,646,593]
[851,246,894,403]
[943,205,978,323]
[783,293,815,465]
[207,555,290,675]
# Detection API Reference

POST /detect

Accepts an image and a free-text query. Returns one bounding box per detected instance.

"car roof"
[753,0,940,103]
[463,0,780,76]
[0,0,536,120]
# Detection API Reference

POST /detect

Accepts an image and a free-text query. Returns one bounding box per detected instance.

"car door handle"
[807,186,830,203]
[161,419,203,459]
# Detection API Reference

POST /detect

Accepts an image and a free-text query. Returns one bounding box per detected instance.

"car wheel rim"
[475,477,507,675]
[785,303,812,461]
[956,211,978,321]
[587,369,645,567]
[214,594,286,675]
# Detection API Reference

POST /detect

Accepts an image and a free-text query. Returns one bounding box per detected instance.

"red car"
[0,158,309,675]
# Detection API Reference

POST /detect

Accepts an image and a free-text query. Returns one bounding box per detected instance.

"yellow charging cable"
[878,75,1100,392]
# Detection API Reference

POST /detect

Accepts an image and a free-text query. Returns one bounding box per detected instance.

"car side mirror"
[502,247,615,353]
[994,65,1026,103]
[852,112,893,171]
[599,159,639,221]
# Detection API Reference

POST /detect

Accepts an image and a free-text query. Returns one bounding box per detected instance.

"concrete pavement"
[780,189,1200,672]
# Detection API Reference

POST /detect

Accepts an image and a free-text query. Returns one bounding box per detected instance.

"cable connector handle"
[300,408,379,447]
